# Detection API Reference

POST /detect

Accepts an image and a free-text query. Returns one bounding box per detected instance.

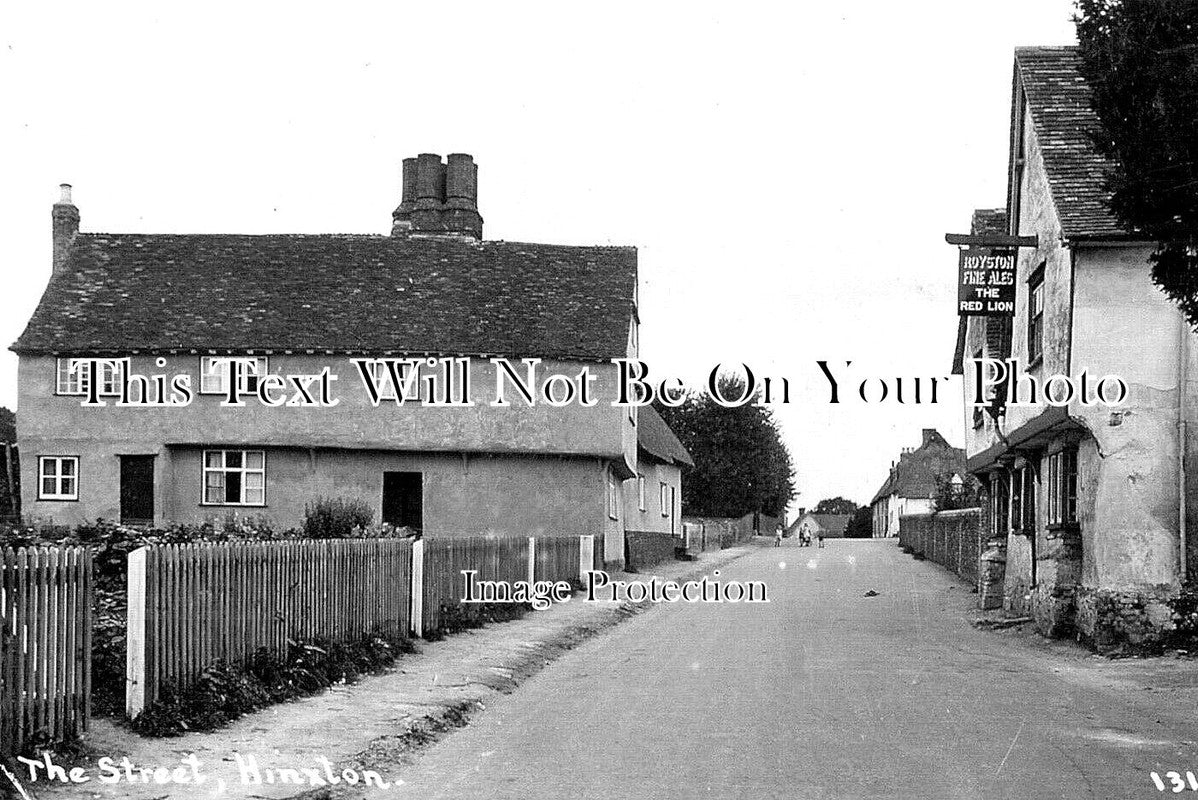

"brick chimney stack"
[52,183,79,276]
[392,153,482,240]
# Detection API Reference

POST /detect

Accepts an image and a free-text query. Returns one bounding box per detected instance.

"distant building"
[870,429,966,538]
[954,47,1198,641]
[791,512,850,540]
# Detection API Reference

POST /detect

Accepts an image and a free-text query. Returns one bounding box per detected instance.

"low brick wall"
[625,530,680,572]
[898,509,984,588]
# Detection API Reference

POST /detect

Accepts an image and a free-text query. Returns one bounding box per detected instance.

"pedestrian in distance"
[774,523,783,548]
[818,530,826,548]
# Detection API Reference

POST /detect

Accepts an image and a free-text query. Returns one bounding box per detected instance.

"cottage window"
[56,357,127,396]
[200,356,268,395]
[38,456,78,500]
[362,360,427,403]
[660,481,669,517]
[203,449,266,506]
[990,471,1010,537]
[1028,267,1045,365]
[1046,448,1077,526]
[637,475,645,511]
[607,471,619,520]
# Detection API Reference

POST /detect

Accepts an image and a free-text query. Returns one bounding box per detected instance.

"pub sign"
[957,247,1015,316]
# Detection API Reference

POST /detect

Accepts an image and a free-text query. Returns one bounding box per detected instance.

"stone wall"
[1074,585,1179,652]
[898,509,984,588]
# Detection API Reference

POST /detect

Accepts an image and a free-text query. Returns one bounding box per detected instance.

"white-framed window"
[363,360,424,403]
[200,356,268,395]
[660,481,669,517]
[202,449,266,506]
[38,456,79,500]
[637,475,645,511]
[56,358,127,396]
[1028,265,1045,365]
[607,471,619,520]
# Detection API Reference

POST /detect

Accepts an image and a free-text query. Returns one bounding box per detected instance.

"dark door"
[382,471,423,531]
[120,455,155,525]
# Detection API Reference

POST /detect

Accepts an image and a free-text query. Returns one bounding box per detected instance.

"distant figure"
[817,529,826,548]
[774,523,783,547]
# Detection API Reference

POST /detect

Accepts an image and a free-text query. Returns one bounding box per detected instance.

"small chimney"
[52,184,80,276]
[392,153,482,240]
[921,428,938,447]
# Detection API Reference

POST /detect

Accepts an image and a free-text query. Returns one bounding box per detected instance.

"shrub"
[303,497,373,539]
[131,633,415,736]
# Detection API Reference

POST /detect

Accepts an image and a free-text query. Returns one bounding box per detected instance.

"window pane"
[244,486,264,505]
[60,476,76,497]
[205,451,223,468]
[204,484,224,504]
[245,472,263,490]
[42,477,56,496]
[42,459,57,477]
[246,451,264,470]
[61,459,76,476]
[225,472,242,503]
[201,357,228,393]
[226,451,243,469]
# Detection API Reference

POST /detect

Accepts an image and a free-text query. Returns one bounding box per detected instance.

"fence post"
[579,535,594,584]
[527,537,536,584]
[409,539,424,638]
[126,547,148,718]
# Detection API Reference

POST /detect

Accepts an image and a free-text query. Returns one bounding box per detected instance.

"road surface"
[388,539,1198,799]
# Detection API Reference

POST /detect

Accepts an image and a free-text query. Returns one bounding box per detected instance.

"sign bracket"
[945,233,1039,248]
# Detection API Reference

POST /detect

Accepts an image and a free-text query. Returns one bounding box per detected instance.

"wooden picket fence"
[421,536,530,633]
[535,536,585,585]
[126,539,412,716]
[126,534,595,717]
[0,546,93,756]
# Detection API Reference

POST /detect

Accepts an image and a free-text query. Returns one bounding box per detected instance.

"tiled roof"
[12,234,637,359]
[637,406,694,467]
[1014,46,1132,240]
[870,430,965,504]
[807,513,850,536]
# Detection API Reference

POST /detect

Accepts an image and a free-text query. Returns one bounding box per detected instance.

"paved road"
[389,539,1198,800]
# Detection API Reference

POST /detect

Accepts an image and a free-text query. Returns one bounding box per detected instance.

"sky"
[0,1,1078,518]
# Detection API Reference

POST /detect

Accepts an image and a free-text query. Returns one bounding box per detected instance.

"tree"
[1075,1,1198,323]
[0,407,13,444]
[844,506,873,538]
[812,497,859,515]
[654,376,795,518]
[932,473,981,512]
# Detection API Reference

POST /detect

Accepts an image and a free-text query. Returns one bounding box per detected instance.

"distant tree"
[654,375,795,518]
[0,407,14,444]
[812,496,859,515]
[1075,1,1198,324]
[844,506,873,538]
